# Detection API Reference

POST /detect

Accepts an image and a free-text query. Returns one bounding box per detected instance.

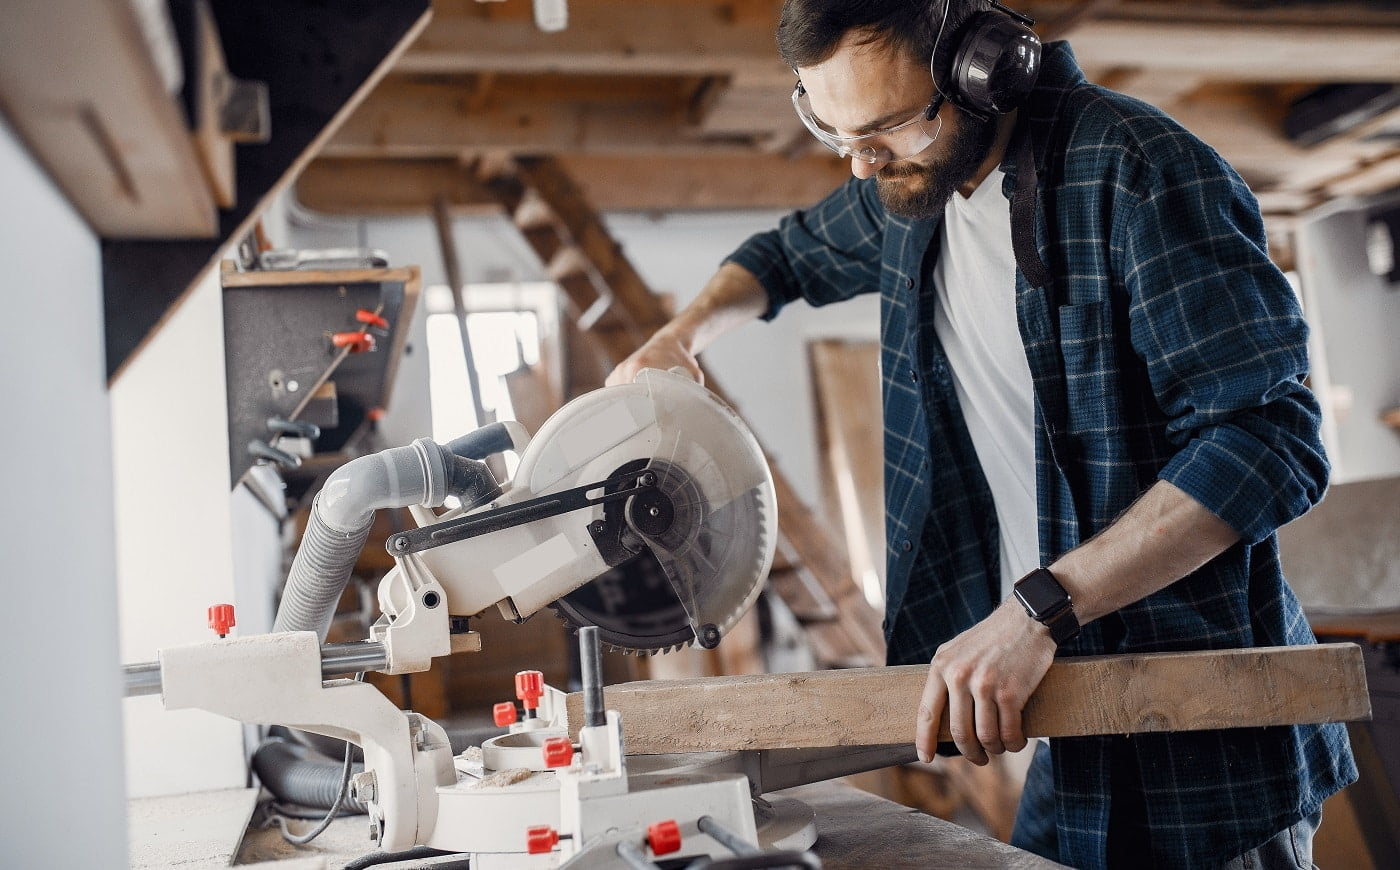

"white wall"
[285,207,881,509]
[0,118,127,867]
[110,269,251,796]
[1296,199,1400,482]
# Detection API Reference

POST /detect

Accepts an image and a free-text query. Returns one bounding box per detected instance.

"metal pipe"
[615,840,661,870]
[579,625,606,728]
[697,815,760,857]
[122,641,389,698]
[123,662,163,697]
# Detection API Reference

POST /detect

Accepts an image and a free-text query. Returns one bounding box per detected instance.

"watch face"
[1016,568,1066,615]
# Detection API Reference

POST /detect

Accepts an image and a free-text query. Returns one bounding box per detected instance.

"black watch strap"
[1013,567,1081,646]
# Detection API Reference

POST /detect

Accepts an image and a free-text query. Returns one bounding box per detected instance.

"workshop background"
[1,0,1397,867]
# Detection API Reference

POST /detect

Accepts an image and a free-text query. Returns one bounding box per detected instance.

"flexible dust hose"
[252,739,368,814]
[273,437,502,639]
[272,510,373,640]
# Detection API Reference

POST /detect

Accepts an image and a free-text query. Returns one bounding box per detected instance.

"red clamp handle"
[331,331,377,353]
[207,603,236,638]
[493,702,518,727]
[515,670,544,710]
[648,819,682,856]
[355,309,390,331]
[542,737,574,769]
[525,825,559,855]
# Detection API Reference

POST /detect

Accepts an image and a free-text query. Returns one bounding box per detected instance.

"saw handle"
[446,421,527,460]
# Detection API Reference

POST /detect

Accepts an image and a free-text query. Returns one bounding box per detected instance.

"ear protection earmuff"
[940,1,1042,118]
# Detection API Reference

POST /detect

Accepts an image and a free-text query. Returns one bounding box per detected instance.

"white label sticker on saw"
[493,532,576,593]
[560,400,646,471]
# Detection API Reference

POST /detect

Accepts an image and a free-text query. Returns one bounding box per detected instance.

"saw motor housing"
[376,366,778,671]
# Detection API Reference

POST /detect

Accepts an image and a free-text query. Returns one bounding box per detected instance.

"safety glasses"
[792,82,943,165]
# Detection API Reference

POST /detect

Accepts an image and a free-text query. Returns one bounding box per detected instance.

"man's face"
[797,32,998,219]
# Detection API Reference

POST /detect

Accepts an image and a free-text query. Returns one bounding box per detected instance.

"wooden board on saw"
[565,643,1371,753]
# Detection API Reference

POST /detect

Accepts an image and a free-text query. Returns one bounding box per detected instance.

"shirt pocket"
[1058,299,1123,440]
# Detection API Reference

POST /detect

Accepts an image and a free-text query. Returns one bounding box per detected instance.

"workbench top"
[131,779,1064,868]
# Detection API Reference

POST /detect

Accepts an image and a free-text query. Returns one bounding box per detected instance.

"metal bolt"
[351,770,378,805]
[394,537,409,551]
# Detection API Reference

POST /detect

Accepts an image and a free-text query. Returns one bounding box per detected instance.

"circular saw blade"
[541,369,777,654]
[621,369,776,649]
[549,551,695,655]
[629,456,772,649]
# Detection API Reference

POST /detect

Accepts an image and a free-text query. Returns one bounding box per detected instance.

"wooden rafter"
[296,155,852,214]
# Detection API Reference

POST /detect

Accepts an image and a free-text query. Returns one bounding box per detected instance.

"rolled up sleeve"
[725,176,887,321]
[1123,146,1328,544]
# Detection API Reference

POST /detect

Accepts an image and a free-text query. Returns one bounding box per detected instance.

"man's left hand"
[915,599,1057,765]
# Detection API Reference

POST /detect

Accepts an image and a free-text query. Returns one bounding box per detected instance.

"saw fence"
[565,643,1371,752]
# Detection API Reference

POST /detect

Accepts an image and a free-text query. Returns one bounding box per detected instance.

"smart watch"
[1013,567,1080,646]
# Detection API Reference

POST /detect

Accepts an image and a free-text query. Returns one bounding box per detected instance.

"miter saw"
[125,368,882,868]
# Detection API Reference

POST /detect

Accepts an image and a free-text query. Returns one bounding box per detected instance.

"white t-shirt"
[929,168,1038,601]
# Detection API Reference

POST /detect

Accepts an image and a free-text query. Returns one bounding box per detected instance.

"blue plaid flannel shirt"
[727,42,1355,869]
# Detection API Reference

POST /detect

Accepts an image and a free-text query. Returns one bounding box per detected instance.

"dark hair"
[777,0,981,71]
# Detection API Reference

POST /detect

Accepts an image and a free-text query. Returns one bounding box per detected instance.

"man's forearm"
[607,262,769,386]
[664,262,770,355]
[1050,479,1242,625]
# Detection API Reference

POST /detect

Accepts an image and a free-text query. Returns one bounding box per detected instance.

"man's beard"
[876,109,998,220]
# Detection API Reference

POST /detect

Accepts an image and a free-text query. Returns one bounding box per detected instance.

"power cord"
[263,673,363,846]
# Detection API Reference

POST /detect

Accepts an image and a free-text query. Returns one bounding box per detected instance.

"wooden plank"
[810,340,886,609]
[399,1,1400,82]
[398,0,788,78]
[1310,609,1400,645]
[220,266,418,288]
[776,780,1061,869]
[1066,21,1400,81]
[326,77,757,158]
[297,154,851,213]
[566,643,1371,753]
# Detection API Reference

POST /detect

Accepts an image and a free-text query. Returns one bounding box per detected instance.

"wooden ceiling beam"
[400,2,1400,83]
[1027,1,1400,29]
[400,0,789,78]
[296,154,853,214]
[1067,21,1400,82]
[1168,95,1400,195]
[325,77,762,157]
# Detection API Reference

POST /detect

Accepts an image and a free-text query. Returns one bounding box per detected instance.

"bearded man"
[608,2,1356,866]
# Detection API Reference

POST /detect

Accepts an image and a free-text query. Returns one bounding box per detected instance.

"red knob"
[647,819,682,856]
[526,825,558,855]
[493,702,518,727]
[207,603,236,638]
[542,736,574,768]
[331,331,376,353]
[355,309,390,330]
[515,670,545,710]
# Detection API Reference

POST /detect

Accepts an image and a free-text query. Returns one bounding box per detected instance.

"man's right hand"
[605,329,704,387]
[603,262,770,388]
